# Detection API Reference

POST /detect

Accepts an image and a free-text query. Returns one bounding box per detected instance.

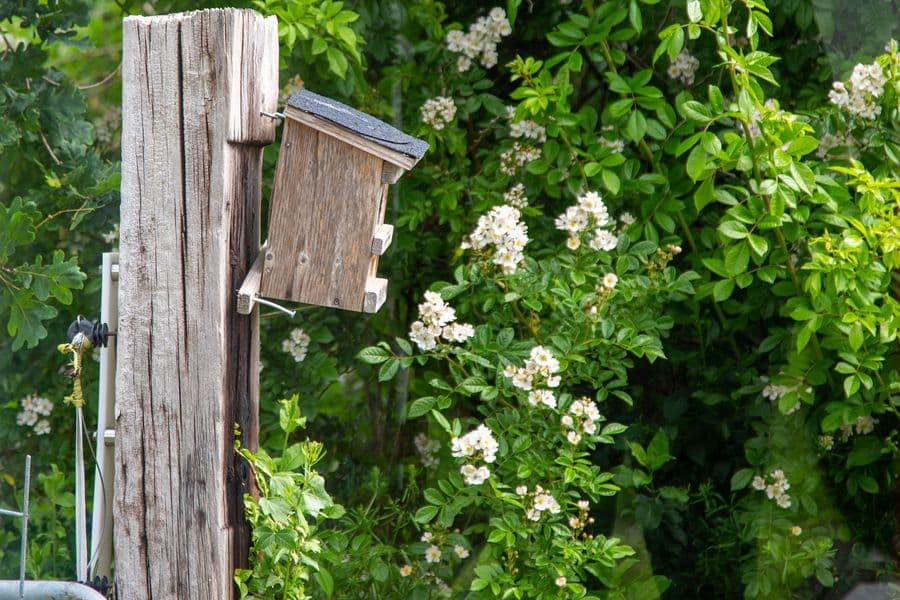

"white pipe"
[89,253,118,580]
[0,581,107,600]
[74,407,86,583]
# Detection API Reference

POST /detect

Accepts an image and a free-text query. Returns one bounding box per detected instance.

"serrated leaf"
[357,346,390,364]
[408,396,436,419]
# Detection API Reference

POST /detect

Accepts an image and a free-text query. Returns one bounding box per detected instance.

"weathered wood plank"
[260,121,385,312]
[237,245,267,315]
[371,224,393,256]
[117,9,275,599]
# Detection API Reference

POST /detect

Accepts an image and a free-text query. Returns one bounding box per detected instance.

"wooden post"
[116,9,277,599]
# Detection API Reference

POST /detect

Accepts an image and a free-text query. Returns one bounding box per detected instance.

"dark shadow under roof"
[287,89,429,160]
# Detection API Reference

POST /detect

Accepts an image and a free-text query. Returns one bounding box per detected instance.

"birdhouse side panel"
[261,121,385,311]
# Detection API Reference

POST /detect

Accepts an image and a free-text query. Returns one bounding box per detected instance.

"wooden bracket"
[371,224,394,256]
[363,277,388,313]
[381,163,405,184]
[237,246,267,315]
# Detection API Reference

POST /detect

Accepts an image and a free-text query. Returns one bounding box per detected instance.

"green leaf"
[723,242,750,275]
[712,278,734,302]
[847,436,882,467]
[414,505,439,524]
[378,358,400,381]
[646,431,672,471]
[408,396,437,419]
[357,346,390,364]
[602,169,621,194]
[584,162,602,177]
[315,568,334,598]
[7,291,57,351]
[730,468,755,491]
[687,0,702,22]
[718,220,749,240]
[325,46,349,77]
[686,145,709,181]
[601,423,627,435]
[746,234,768,257]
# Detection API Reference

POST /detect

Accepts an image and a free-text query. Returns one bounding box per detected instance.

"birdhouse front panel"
[240,89,427,315]
[260,117,387,312]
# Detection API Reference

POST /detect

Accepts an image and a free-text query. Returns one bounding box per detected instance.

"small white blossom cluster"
[667,50,700,85]
[561,397,602,445]
[818,434,834,451]
[554,190,618,252]
[567,499,593,530]
[499,142,542,176]
[502,183,528,208]
[516,485,561,521]
[839,415,877,442]
[420,96,457,130]
[101,223,119,245]
[17,394,53,435]
[599,137,625,153]
[444,7,511,72]
[761,382,801,415]
[414,432,440,468]
[281,328,310,362]
[451,423,498,485]
[461,204,529,274]
[409,291,474,351]
[503,345,562,402]
[816,131,854,159]
[506,108,547,143]
[751,468,791,508]
[829,62,888,119]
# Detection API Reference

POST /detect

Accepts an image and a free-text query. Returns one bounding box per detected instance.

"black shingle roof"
[287,89,428,160]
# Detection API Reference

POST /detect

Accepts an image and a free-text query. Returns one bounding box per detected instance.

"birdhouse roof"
[286,90,428,167]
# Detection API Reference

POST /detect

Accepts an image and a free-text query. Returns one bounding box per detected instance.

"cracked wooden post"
[116,9,277,599]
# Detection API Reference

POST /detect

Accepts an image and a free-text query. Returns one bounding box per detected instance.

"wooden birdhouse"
[238,90,428,315]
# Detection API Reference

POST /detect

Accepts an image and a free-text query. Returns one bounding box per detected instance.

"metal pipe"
[74,408,86,583]
[89,252,118,580]
[19,455,30,600]
[0,581,107,600]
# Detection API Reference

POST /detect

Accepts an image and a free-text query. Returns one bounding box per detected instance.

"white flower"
[555,576,567,587]
[667,50,700,85]
[503,183,528,208]
[602,273,618,290]
[791,525,802,536]
[751,476,766,490]
[462,204,529,274]
[451,424,498,463]
[399,564,413,577]
[855,415,876,435]
[566,236,581,250]
[829,62,887,119]
[527,389,556,408]
[460,464,491,485]
[420,97,457,129]
[600,137,625,153]
[509,118,547,143]
[500,142,541,176]
[421,531,434,542]
[589,229,618,251]
[424,545,442,563]
[446,8,512,71]
[516,485,528,495]
[282,328,311,362]
[409,320,438,351]
[776,494,792,509]
[566,430,582,445]
[453,544,470,558]
[16,410,37,427]
[442,322,475,343]
[561,415,574,428]
[33,419,51,435]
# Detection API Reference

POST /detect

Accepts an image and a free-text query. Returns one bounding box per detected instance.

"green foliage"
[235,395,345,600]
[3,0,900,598]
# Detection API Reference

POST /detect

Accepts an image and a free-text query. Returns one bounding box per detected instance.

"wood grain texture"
[117,9,275,599]
[371,224,393,256]
[236,245,267,314]
[260,119,387,312]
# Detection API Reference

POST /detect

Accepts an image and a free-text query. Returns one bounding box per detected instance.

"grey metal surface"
[0,581,106,600]
[287,89,428,159]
